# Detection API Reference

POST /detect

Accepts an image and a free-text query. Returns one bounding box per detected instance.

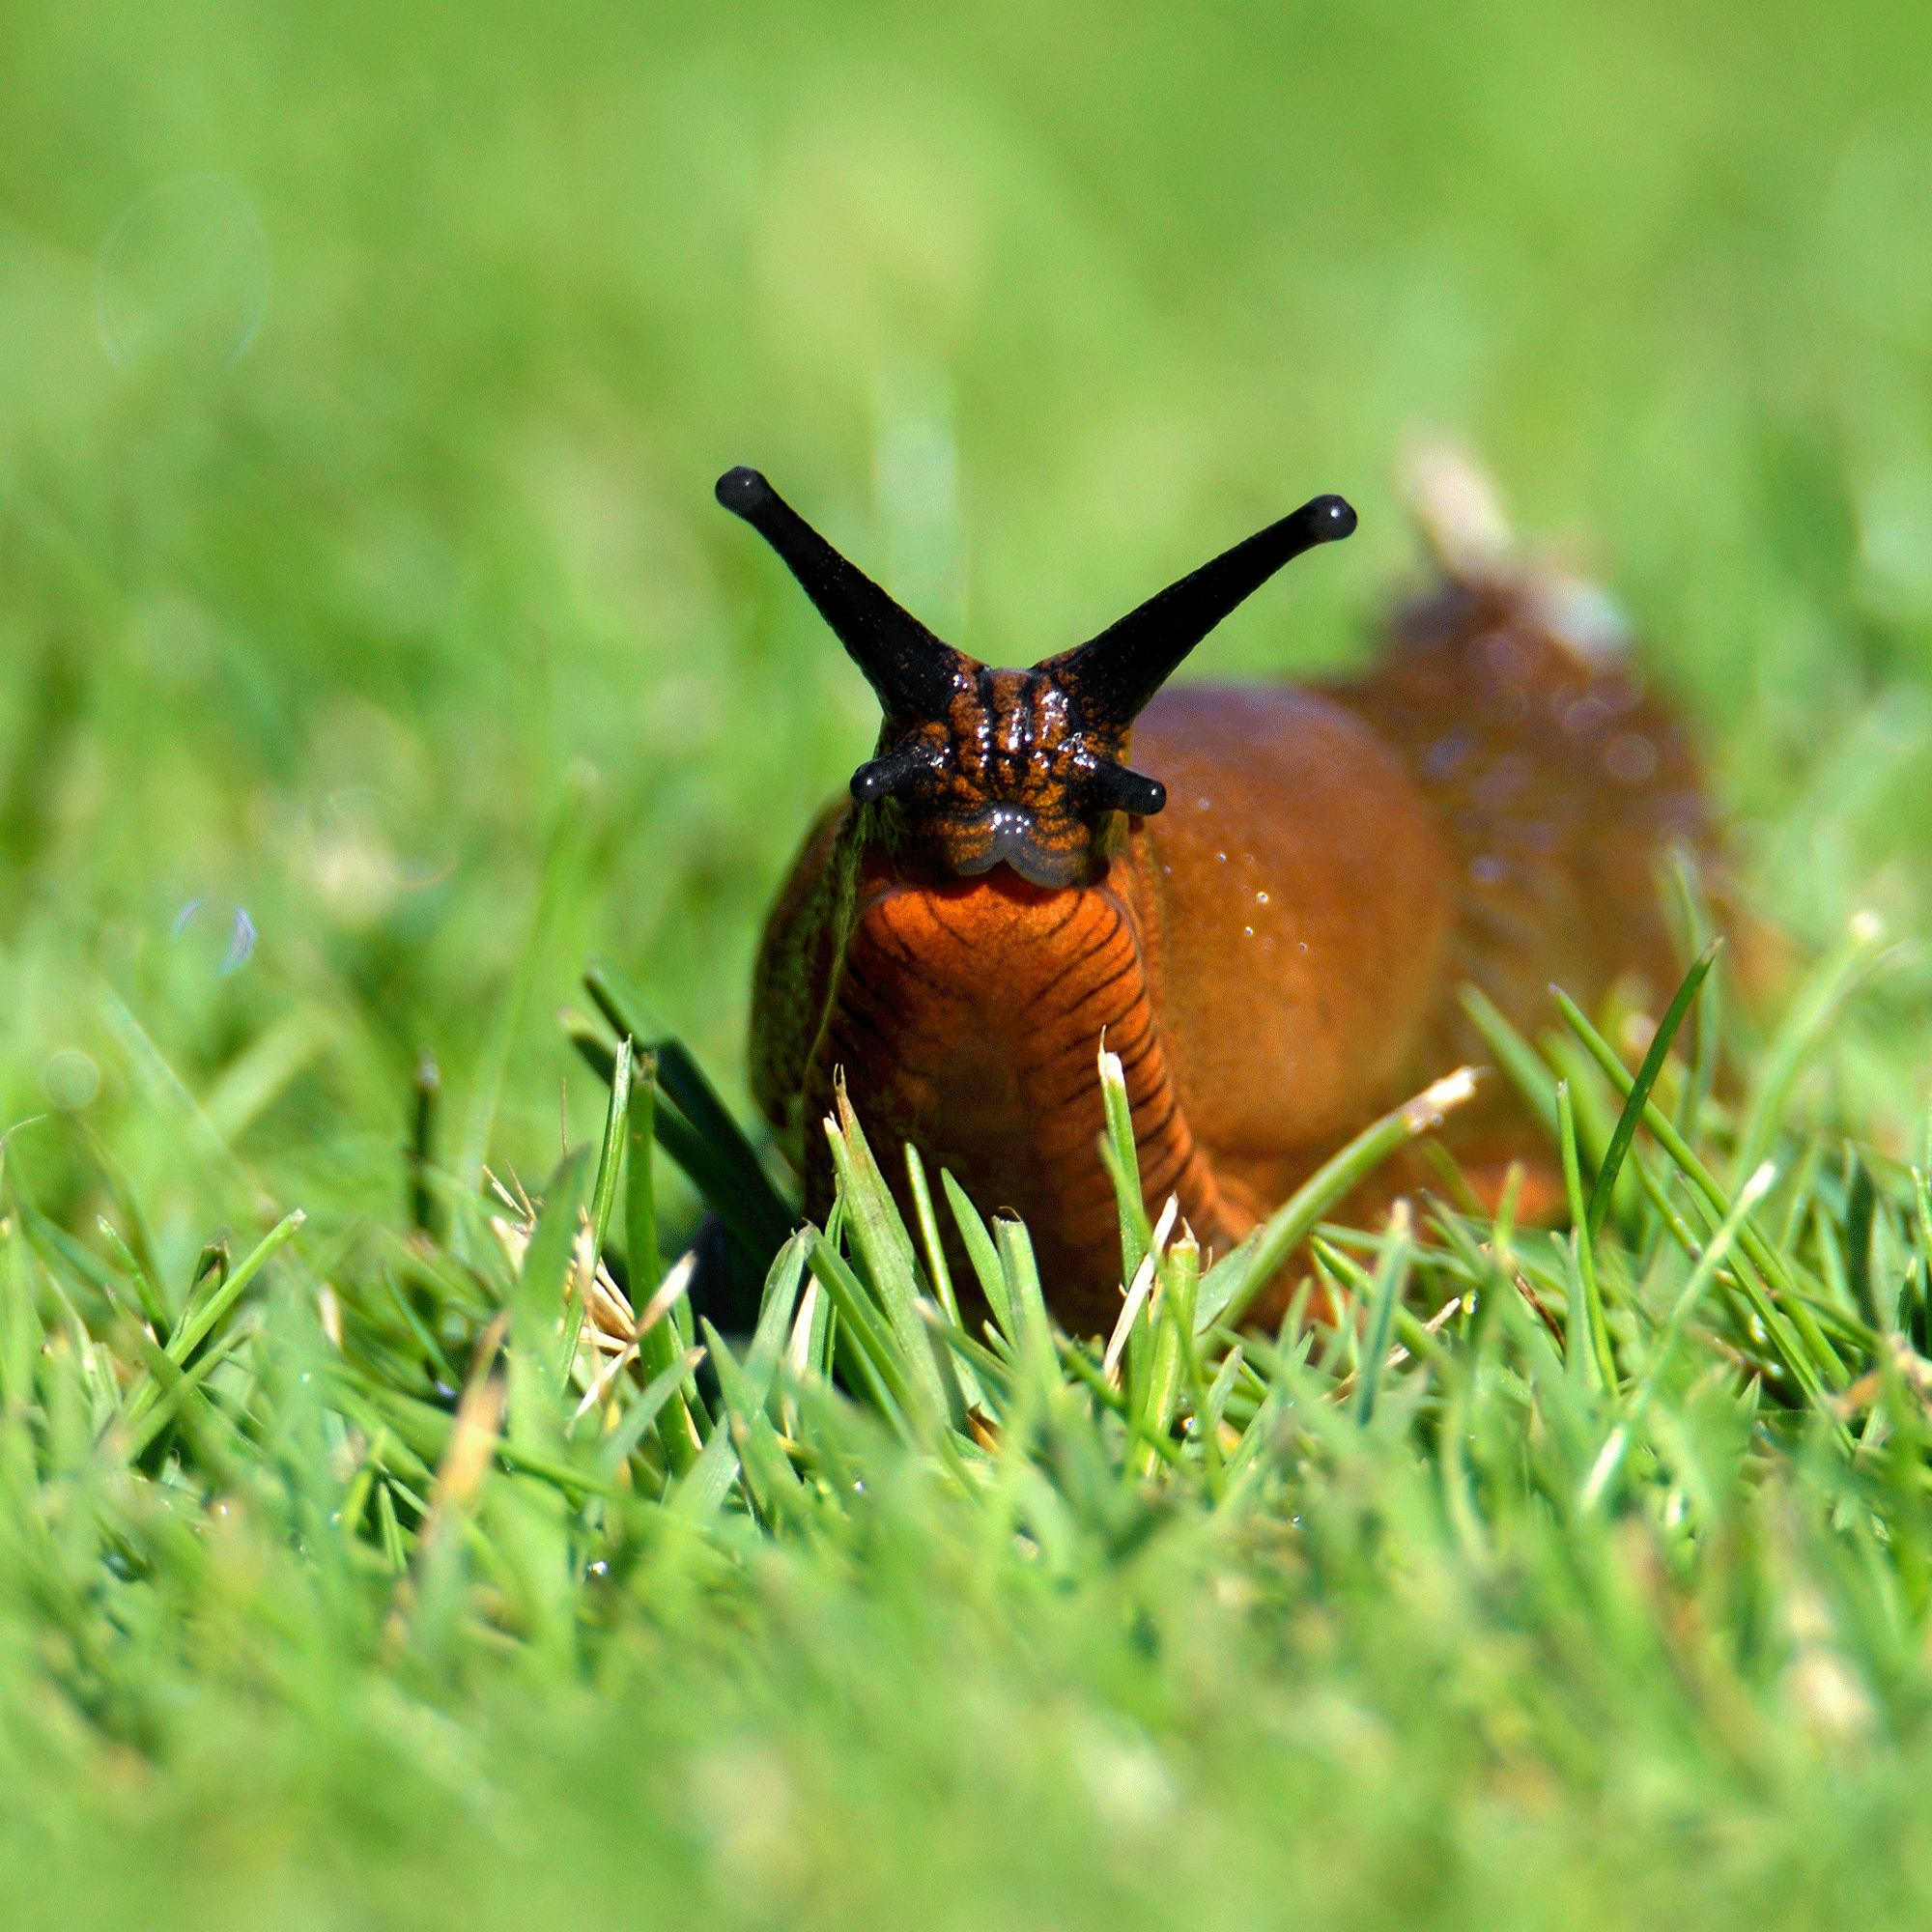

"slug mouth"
[947,807,1091,890]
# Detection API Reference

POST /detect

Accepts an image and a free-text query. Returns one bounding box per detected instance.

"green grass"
[11,936,1932,1930]
[6,0,1932,1922]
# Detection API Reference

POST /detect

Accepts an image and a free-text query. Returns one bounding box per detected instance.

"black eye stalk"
[849,737,945,806]
[716,467,969,727]
[1083,762,1168,817]
[1037,494,1356,733]
[716,465,1355,830]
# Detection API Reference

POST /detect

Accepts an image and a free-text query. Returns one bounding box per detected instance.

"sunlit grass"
[9,916,1932,1926]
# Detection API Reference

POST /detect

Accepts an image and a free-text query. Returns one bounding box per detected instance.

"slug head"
[716,464,1355,888]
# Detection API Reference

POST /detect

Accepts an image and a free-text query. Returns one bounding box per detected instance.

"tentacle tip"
[849,739,938,804]
[1090,762,1167,817]
[1308,494,1358,542]
[715,466,773,517]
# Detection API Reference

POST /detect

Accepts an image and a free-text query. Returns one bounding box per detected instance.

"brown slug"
[721,460,1708,1335]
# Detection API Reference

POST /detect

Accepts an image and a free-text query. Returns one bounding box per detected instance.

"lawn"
[3,1,1932,1924]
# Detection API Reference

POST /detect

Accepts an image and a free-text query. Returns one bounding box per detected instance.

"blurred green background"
[3,0,1931,1271]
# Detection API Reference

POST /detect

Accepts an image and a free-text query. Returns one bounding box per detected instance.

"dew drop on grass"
[96,172,270,373]
[222,909,257,974]
[43,1049,99,1111]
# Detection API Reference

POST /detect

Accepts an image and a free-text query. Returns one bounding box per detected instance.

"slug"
[721,460,1707,1335]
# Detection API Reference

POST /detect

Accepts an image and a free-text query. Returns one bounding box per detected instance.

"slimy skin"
[724,468,1707,1335]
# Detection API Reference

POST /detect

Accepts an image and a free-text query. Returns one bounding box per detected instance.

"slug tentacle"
[716,466,969,724]
[850,736,947,805]
[1041,493,1357,729]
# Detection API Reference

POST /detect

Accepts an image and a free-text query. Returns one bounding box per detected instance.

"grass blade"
[560,1036,632,1384]
[805,1232,919,1434]
[993,1212,1054,1365]
[1580,1161,1777,1510]
[903,1143,960,1326]
[1551,987,1845,1407]
[595,1345,706,1478]
[507,1148,588,1463]
[456,780,587,1236]
[823,1076,952,1417]
[1458,984,1558,1146]
[583,957,795,1260]
[1354,1204,1414,1429]
[1098,1037,1151,1289]
[942,1171,1015,1342]
[587,1037,633,1267]
[1585,939,1719,1237]
[1734,912,1890,1183]
[162,1210,305,1371]
[621,1055,700,1473]
[95,1216,170,1335]
[1557,1081,1615,1392]
[1196,1067,1480,1334]
[680,1236,809,1521]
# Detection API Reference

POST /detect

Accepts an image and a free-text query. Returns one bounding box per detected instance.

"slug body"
[723,467,1704,1335]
